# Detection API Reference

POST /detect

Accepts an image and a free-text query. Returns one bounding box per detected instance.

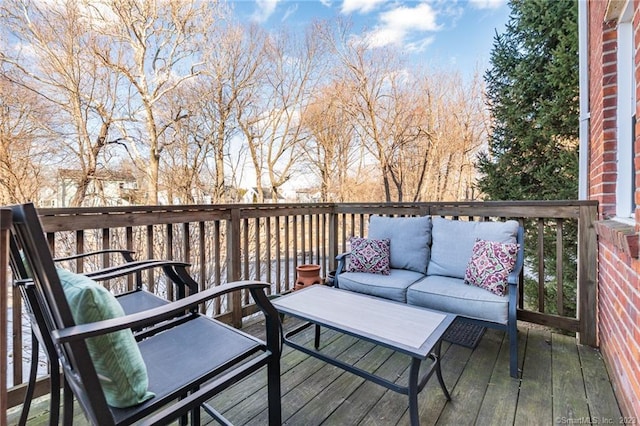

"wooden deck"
[8,319,621,425]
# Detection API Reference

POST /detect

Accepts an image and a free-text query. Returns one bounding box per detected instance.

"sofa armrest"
[507,226,525,288]
[334,252,352,288]
[335,252,351,274]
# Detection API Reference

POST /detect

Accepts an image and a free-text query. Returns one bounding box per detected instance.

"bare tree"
[157,83,215,204]
[238,24,324,202]
[91,0,224,204]
[414,69,487,201]
[300,80,358,201]
[1,0,126,206]
[319,20,413,202]
[197,22,269,202]
[0,74,52,204]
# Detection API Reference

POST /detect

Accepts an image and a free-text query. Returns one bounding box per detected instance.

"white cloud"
[340,0,387,14]
[367,27,405,47]
[378,2,438,32]
[405,35,436,53]
[469,0,507,10]
[251,0,281,23]
[364,1,440,48]
[282,3,298,22]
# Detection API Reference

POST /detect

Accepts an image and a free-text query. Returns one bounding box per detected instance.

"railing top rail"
[36,200,598,232]
[38,200,597,214]
[38,202,337,216]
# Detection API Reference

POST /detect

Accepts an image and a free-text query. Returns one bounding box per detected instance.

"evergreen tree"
[478,0,579,201]
[478,0,579,316]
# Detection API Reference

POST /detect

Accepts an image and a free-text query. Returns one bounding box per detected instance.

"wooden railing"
[1,200,599,411]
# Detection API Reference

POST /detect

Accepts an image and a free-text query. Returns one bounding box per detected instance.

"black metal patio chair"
[11,241,200,426]
[8,203,282,426]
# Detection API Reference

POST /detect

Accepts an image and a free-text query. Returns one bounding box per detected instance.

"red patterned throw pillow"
[464,239,519,296]
[347,237,391,275]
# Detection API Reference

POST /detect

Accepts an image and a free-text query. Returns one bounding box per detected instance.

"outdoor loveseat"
[335,215,524,378]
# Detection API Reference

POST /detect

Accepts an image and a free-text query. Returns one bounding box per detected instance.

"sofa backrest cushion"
[368,215,432,274]
[428,217,519,279]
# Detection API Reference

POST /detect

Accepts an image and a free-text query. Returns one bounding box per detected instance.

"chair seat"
[111,315,264,424]
[117,290,170,314]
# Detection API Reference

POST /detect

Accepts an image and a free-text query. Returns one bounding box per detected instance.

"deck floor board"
[7,319,622,425]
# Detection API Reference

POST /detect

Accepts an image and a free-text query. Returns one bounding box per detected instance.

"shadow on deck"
[8,318,621,425]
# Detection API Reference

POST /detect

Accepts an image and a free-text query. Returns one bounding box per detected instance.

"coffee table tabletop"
[272,285,454,358]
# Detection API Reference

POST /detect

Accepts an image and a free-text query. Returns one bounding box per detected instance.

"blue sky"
[230,0,511,75]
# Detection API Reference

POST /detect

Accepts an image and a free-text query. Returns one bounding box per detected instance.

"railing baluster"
[275,216,282,293]
[76,229,84,273]
[166,223,174,301]
[198,221,206,304]
[254,217,261,284]
[214,220,222,314]
[11,289,21,392]
[300,214,306,265]
[146,225,155,293]
[265,216,272,291]
[292,215,298,283]
[242,217,249,305]
[285,216,290,291]
[126,226,134,291]
[321,213,325,268]
[537,218,545,313]
[340,213,347,254]
[556,219,564,316]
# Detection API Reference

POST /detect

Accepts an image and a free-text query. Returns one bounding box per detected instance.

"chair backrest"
[8,203,115,422]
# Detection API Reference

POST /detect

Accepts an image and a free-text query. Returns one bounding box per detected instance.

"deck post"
[1,209,12,426]
[227,207,243,328]
[578,204,598,346]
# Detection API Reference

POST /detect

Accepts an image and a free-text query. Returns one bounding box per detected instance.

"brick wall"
[588,0,640,417]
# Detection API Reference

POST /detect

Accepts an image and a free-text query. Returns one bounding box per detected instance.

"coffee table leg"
[314,324,321,349]
[408,357,421,425]
[433,340,451,401]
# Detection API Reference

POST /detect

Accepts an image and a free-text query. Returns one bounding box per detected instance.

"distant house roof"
[57,169,136,181]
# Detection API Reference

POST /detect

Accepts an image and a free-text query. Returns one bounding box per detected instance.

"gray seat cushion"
[337,268,425,302]
[368,215,432,274]
[428,217,519,279]
[407,275,509,324]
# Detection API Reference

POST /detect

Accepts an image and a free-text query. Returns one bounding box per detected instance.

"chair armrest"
[83,259,183,279]
[53,281,273,343]
[54,249,136,263]
[85,260,198,296]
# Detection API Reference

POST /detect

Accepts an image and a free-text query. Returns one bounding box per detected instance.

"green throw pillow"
[57,268,155,408]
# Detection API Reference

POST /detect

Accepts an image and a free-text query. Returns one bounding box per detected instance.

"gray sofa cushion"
[406,275,509,324]
[428,217,519,279]
[368,215,432,274]
[337,268,425,303]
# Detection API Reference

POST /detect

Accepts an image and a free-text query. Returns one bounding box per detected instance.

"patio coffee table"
[271,285,456,425]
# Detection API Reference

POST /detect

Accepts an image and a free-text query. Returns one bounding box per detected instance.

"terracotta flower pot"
[294,264,322,291]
